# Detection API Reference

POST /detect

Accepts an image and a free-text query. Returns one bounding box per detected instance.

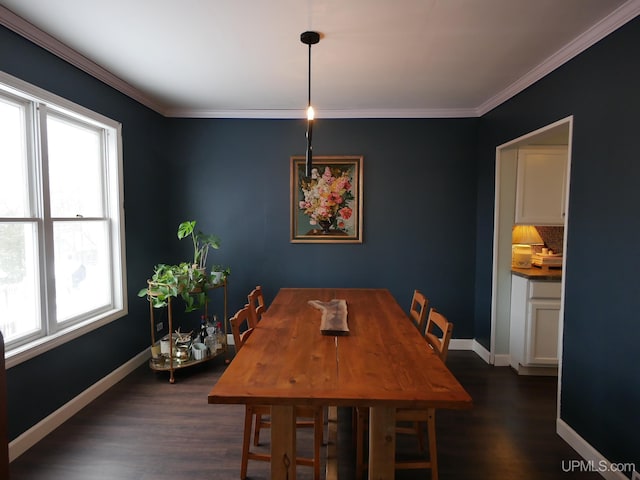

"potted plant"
[138,262,208,312]
[138,220,223,312]
[210,264,231,285]
[177,220,220,271]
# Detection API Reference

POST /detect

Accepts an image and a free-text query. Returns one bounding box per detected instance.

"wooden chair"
[424,308,453,363]
[356,308,454,480]
[247,285,266,328]
[409,289,429,335]
[354,289,428,469]
[229,306,323,480]
[229,304,255,353]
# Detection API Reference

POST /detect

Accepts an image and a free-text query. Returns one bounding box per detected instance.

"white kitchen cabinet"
[509,274,561,374]
[515,146,567,225]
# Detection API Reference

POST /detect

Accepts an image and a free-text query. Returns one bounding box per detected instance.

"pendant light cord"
[301,31,320,177]
[308,43,312,108]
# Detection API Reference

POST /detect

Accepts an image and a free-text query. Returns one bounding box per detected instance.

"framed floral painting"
[290,155,363,243]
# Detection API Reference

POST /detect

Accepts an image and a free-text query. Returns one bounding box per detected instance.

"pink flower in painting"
[339,207,352,220]
[337,177,351,192]
[298,164,356,231]
[316,206,331,218]
[330,192,343,204]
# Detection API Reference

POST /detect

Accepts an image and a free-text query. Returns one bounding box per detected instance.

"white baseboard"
[514,364,558,376]
[493,354,511,367]
[8,348,150,462]
[468,341,510,366]
[449,338,474,350]
[557,419,631,480]
[471,339,491,364]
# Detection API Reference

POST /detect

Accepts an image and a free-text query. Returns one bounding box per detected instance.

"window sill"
[5,307,127,369]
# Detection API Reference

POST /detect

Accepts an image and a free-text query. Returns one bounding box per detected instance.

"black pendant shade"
[301,31,320,177]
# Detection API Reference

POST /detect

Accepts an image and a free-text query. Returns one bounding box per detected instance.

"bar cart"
[145,280,228,383]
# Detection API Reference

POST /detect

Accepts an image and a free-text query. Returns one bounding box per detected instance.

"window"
[0,71,126,366]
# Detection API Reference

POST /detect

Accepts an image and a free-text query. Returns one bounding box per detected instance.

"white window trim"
[0,70,128,369]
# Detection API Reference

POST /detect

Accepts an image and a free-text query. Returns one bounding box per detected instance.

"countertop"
[511,266,562,281]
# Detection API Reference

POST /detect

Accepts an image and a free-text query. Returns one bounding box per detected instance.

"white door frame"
[489,115,573,385]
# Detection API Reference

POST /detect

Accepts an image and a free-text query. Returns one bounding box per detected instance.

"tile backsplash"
[534,226,564,254]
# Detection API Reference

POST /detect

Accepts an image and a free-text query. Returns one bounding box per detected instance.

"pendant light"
[301,30,320,177]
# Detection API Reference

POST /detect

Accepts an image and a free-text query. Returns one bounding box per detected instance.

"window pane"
[0,222,41,342]
[54,221,112,322]
[0,97,29,217]
[47,115,104,217]
[1,75,125,358]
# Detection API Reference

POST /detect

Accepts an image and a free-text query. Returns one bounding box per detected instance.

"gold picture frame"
[290,155,363,243]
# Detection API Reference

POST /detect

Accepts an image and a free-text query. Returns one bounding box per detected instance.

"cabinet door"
[526,300,560,365]
[509,274,528,369]
[515,146,567,225]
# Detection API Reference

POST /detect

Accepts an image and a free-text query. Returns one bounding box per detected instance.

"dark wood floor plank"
[9,351,600,479]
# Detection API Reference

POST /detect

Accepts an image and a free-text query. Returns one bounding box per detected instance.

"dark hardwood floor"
[9,351,600,479]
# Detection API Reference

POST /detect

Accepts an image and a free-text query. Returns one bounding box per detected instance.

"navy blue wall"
[164,118,479,326]
[476,17,640,469]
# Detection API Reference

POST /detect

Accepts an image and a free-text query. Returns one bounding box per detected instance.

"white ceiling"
[1,0,638,118]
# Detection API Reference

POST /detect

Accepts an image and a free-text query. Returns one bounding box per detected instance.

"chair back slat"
[229,305,253,353]
[424,308,453,362]
[247,285,266,328]
[409,289,429,335]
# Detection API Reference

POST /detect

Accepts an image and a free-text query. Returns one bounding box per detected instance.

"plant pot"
[192,342,207,360]
[160,335,173,355]
[210,271,224,284]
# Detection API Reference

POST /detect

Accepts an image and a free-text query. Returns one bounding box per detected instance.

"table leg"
[368,406,396,479]
[326,406,338,480]
[271,405,297,479]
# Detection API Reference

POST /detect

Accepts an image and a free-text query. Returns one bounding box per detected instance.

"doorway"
[490,116,572,377]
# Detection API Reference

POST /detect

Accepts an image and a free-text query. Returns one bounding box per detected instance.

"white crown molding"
[477,0,640,116]
[2,2,639,119]
[0,5,169,115]
[166,106,480,119]
[165,108,305,119]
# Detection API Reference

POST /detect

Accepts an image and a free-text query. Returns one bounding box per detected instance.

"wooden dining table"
[208,288,472,479]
